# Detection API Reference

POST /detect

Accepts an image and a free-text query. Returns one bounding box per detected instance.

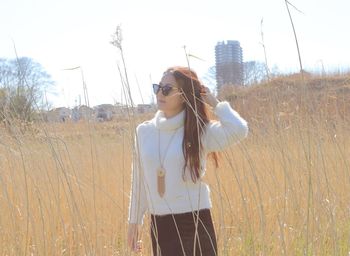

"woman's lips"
[157,99,166,104]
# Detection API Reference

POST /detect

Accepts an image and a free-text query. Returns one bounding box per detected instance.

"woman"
[127,66,248,255]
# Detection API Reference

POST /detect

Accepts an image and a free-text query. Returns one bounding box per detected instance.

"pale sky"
[1,0,349,107]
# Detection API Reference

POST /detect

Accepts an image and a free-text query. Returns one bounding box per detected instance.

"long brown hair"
[165,66,219,182]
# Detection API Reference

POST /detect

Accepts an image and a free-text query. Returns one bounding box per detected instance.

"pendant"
[157,167,166,197]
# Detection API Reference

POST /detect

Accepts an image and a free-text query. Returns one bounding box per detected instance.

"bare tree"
[243,61,268,86]
[0,57,54,122]
[201,66,217,92]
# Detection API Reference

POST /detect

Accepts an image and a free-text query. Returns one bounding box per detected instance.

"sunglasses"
[152,83,179,96]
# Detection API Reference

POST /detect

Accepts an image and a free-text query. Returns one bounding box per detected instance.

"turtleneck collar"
[153,109,185,131]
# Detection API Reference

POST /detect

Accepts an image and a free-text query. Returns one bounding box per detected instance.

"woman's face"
[156,73,184,117]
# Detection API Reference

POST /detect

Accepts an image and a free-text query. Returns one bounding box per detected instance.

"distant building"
[72,105,94,122]
[47,107,71,122]
[137,104,154,114]
[94,104,120,121]
[41,103,154,123]
[215,40,243,89]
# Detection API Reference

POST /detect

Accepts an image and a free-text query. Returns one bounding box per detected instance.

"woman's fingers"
[127,224,143,253]
[200,86,210,95]
[134,240,143,253]
[127,224,139,252]
[200,86,219,107]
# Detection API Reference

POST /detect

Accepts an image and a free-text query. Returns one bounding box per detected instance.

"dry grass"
[0,73,349,255]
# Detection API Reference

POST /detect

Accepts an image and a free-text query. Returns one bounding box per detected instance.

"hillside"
[218,73,350,132]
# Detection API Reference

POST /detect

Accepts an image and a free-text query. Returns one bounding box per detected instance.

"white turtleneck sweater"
[128,101,248,224]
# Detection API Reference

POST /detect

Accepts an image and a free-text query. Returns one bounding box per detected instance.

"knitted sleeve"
[203,101,248,153]
[128,125,148,224]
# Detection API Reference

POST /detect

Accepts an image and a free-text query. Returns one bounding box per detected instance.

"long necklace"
[157,128,179,197]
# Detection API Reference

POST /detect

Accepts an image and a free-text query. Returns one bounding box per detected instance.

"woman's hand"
[201,86,219,108]
[127,223,142,253]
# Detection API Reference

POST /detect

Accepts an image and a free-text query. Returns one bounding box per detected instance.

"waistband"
[150,208,210,218]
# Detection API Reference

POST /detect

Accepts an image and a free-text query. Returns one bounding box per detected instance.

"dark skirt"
[150,208,217,256]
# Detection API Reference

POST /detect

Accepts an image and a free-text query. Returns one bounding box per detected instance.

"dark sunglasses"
[152,83,178,96]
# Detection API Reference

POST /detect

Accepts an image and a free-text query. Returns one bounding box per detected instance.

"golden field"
[0,73,349,255]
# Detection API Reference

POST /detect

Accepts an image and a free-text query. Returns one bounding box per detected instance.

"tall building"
[215,40,243,89]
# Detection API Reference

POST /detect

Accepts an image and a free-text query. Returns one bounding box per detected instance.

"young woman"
[127,66,248,255]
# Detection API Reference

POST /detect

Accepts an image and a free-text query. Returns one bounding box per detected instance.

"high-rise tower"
[215,40,243,89]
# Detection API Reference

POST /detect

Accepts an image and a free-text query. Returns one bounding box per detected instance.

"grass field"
[0,73,349,255]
